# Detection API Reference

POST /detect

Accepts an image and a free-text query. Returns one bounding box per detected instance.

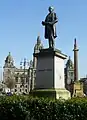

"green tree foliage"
[0,84,3,92]
[0,96,87,120]
[5,69,16,91]
[5,76,15,91]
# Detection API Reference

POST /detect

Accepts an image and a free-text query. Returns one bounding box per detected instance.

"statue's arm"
[51,13,58,25]
[42,13,58,26]
[42,21,51,26]
[51,20,58,25]
[42,14,50,26]
[42,21,45,26]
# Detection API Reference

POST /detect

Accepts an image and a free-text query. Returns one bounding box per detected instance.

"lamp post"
[20,58,29,94]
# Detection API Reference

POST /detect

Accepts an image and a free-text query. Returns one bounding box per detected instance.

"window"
[20,85,22,88]
[25,89,27,92]
[15,77,18,82]
[26,85,27,88]
[26,78,28,83]
[20,89,21,92]
[15,89,17,92]
[70,72,73,77]
[15,85,17,88]
[71,79,73,83]
[21,77,24,82]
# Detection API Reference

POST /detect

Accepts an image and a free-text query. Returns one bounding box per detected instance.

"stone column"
[73,38,79,81]
[33,54,37,69]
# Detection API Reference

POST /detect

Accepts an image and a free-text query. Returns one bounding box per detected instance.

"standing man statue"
[42,6,58,48]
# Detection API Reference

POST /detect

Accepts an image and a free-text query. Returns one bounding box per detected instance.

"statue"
[42,6,58,48]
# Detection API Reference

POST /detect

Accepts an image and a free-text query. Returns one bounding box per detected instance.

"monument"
[72,38,84,97]
[73,38,79,82]
[31,6,70,99]
[42,6,58,48]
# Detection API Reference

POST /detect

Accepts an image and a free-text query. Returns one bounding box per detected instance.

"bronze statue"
[42,6,58,48]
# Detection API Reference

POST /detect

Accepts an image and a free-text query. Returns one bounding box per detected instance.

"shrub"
[0,95,87,120]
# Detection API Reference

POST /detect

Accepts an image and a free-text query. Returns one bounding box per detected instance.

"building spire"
[37,34,41,44]
[38,32,40,37]
[8,52,11,55]
[69,56,70,60]
[74,38,77,49]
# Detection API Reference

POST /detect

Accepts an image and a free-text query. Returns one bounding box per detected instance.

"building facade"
[65,56,74,94]
[3,36,77,95]
[3,52,29,94]
[3,36,43,94]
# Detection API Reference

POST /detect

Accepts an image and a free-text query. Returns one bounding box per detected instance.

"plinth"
[72,81,84,97]
[31,48,70,99]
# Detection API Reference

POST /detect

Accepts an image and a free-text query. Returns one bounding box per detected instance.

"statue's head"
[48,6,54,13]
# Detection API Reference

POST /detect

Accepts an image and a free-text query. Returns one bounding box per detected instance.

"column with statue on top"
[72,38,84,97]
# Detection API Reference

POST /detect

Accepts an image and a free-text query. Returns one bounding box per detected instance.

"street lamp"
[20,58,29,94]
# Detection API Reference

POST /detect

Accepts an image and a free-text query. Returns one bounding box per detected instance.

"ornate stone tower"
[65,56,74,92]
[4,52,14,68]
[28,36,44,91]
[33,35,43,69]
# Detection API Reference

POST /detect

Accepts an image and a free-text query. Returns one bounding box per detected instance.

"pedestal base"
[30,89,71,100]
[72,81,84,97]
[33,48,70,99]
[35,48,67,89]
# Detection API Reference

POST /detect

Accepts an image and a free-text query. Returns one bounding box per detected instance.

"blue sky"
[0,0,87,78]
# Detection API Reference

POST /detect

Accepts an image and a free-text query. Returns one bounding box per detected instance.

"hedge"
[0,95,87,120]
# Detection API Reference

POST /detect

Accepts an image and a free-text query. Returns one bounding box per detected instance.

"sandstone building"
[3,36,43,94]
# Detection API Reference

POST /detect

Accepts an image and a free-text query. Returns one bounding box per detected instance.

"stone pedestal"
[72,81,84,97]
[31,48,70,99]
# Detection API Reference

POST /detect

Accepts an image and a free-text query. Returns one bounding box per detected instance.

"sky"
[0,0,87,78]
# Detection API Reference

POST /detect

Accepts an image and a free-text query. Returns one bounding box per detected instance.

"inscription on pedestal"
[38,69,52,72]
[36,56,53,89]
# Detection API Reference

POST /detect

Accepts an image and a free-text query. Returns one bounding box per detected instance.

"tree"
[0,83,3,93]
[5,70,16,92]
